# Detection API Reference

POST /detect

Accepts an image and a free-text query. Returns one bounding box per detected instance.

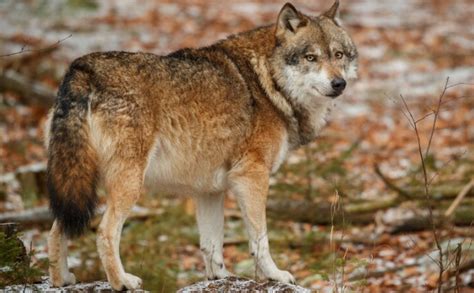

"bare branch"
[399,94,417,126]
[373,163,413,200]
[446,82,474,89]
[398,80,450,293]
[425,77,449,158]
[413,94,472,124]
[0,34,72,58]
[0,70,55,106]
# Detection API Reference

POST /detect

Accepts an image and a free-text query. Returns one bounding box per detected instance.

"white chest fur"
[271,131,289,173]
[304,99,334,135]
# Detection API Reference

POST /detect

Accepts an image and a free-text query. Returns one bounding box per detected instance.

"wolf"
[45,1,357,290]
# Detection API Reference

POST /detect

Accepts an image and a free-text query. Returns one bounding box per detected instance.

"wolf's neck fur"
[219,25,333,148]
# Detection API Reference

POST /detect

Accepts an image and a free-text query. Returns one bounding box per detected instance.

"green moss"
[66,0,98,10]
[0,232,43,288]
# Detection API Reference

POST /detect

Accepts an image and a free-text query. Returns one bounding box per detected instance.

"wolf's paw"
[122,273,143,290]
[63,272,76,286]
[207,268,232,280]
[121,273,143,290]
[267,269,295,284]
[110,273,143,290]
[50,271,76,287]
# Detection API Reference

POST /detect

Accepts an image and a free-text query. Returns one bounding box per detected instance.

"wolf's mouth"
[327,91,343,98]
[313,86,343,99]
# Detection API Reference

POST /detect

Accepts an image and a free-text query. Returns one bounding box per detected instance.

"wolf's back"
[47,59,99,238]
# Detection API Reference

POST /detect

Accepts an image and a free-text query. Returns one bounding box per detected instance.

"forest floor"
[0,0,473,292]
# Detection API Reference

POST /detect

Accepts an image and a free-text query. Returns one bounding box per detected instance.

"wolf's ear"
[323,0,340,20]
[276,3,307,35]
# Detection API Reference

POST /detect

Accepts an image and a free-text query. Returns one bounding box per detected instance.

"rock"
[2,277,148,292]
[2,276,310,292]
[178,276,311,293]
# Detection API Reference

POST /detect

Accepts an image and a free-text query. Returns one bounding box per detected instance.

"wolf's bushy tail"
[47,61,99,238]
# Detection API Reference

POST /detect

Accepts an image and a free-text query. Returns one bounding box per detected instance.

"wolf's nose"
[331,78,346,92]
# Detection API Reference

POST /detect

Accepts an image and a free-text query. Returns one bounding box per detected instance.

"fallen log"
[374,164,474,200]
[266,197,397,225]
[0,70,55,106]
[388,206,474,234]
[266,198,474,231]
[0,205,163,228]
[3,198,471,232]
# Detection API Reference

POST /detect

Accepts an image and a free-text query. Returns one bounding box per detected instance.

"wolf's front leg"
[195,193,231,279]
[229,165,295,284]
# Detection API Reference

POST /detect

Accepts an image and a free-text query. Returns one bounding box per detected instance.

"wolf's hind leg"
[97,166,144,290]
[48,220,76,287]
[196,193,231,279]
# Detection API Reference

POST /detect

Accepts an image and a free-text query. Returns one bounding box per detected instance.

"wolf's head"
[270,1,358,101]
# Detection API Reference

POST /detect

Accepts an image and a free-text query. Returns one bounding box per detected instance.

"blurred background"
[0,0,473,291]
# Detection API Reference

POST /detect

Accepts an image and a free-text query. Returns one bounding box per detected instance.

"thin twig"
[445,178,474,218]
[0,34,72,58]
[399,96,416,130]
[425,77,449,158]
[373,163,413,200]
[386,93,415,129]
[339,190,346,293]
[428,149,468,186]
[446,82,474,89]
[415,95,473,124]
[330,190,338,292]
[408,236,439,266]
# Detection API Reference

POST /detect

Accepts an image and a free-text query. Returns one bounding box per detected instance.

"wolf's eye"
[305,54,317,62]
[335,51,344,59]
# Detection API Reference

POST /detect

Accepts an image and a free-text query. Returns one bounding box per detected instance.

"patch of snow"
[359,45,387,59]
[339,103,371,117]
[230,3,281,15]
